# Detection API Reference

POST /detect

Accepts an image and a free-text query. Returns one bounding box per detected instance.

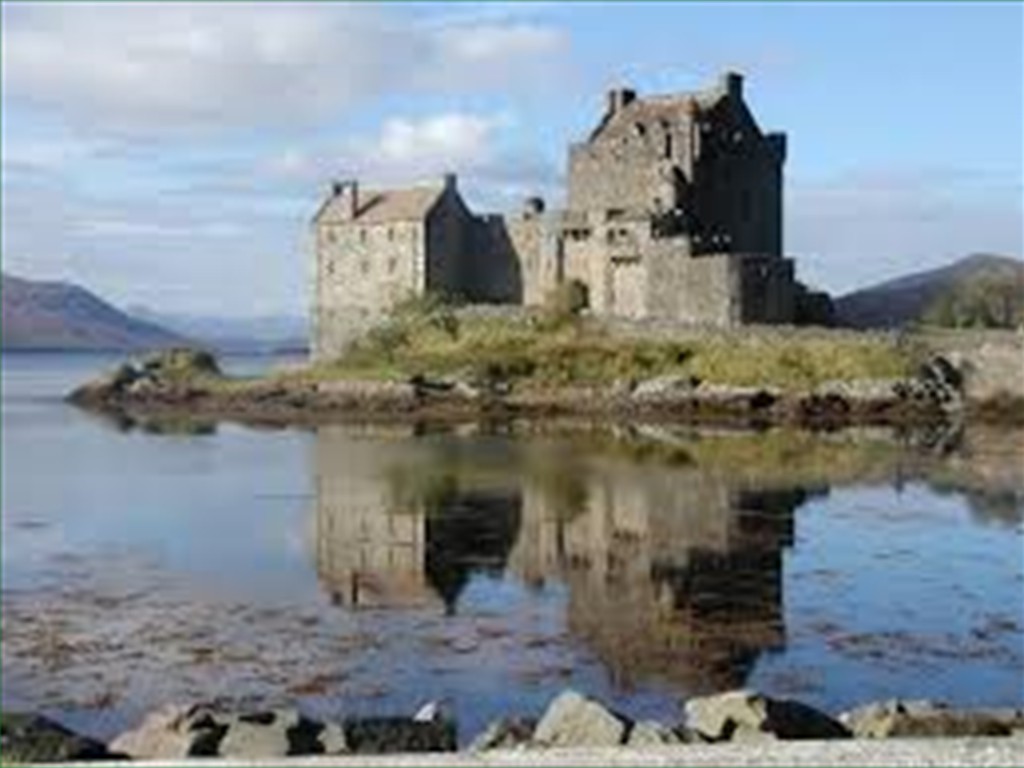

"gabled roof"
[314,184,445,225]
[589,87,726,141]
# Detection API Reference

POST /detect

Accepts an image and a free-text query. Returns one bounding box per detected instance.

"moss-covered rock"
[0,712,115,763]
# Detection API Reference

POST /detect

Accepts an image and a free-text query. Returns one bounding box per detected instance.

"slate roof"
[589,86,725,141]
[314,184,445,225]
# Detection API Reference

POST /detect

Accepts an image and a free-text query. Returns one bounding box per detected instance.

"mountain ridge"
[1,272,186,351]
[834,254,1024,329]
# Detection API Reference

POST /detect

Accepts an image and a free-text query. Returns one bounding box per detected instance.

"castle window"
[387,227,395,241]
[663,131,673,159]
[387,256,397,274]
[359,228,367,244]
[633,122,646,138]
[360,257,370,275]
[326,228,337,244]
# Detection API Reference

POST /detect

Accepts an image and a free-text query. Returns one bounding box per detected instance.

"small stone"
[626,720,682,746]
[318,722,349,754]
[468,717,535,751]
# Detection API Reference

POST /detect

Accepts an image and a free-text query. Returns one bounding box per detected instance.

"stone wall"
[688,99,784,257]
[424,188,476,298]
[313,220,425,360]
[645,250,740,326]
[737,254,796,323]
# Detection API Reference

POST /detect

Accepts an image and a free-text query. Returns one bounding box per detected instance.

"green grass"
[296,302,916,392]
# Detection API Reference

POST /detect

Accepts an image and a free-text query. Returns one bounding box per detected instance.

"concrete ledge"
[61,737,1024,768]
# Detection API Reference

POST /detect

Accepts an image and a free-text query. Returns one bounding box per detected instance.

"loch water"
[2,352,1022,743]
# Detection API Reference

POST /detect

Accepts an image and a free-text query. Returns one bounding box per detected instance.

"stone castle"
[312,72,827,360]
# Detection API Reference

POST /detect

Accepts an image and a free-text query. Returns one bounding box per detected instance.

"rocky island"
[67,301,1024,431]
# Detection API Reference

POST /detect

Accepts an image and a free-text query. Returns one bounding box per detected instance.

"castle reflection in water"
[312,425,827,693]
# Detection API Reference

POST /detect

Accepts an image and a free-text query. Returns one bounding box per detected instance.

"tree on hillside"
[922,271,1024,329]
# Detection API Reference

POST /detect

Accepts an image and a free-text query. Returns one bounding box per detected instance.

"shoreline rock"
[66,348,1022,432]
[6,689,1024,762]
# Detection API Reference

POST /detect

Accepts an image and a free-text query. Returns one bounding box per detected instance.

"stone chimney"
[331,179,358,219]
[523,196,545,218]
[720,71,743,99]
[606,87,637,115]
[443,172,457,192]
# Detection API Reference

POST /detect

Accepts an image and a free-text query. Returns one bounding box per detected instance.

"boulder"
[532,690,628,748]
[684,690,849,742]
[840,700,1024,738]
[109,704,217,759]
[218,709,344,758]
[468,717,536,751]
[66,363,140,404]
[920,355,964,395]
[625,720,683,747]
[217,715,291,759]
[343,717,457,753]
[110,705,348,759]
[0,712,114,763]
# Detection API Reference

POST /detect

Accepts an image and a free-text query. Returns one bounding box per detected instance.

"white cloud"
[373,113,506,174]
[264,110,560,210]
[443,23,562,61]
[1,2,569,136]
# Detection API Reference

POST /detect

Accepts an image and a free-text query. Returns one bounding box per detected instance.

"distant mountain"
[835,254,1024,329]
[1,273,186,351]
[127,307,308,353]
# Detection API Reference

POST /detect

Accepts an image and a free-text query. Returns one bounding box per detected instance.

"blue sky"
[2,1,1021,316]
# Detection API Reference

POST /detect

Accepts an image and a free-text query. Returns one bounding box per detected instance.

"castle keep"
[312,72,821,360]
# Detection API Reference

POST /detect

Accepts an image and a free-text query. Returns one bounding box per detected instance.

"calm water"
[2,352,1023,743]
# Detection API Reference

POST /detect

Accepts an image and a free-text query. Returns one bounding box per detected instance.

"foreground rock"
[344,718,456,753]
[840,700,1024,738]
[531,690,630,748]
[685,690,850,742]
[6,690,1024,762]
[109,705,348,759]
[0,713,115,763]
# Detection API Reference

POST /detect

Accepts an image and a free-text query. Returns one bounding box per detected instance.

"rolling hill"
[1,272,186,351]
[834,254,1024,329]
